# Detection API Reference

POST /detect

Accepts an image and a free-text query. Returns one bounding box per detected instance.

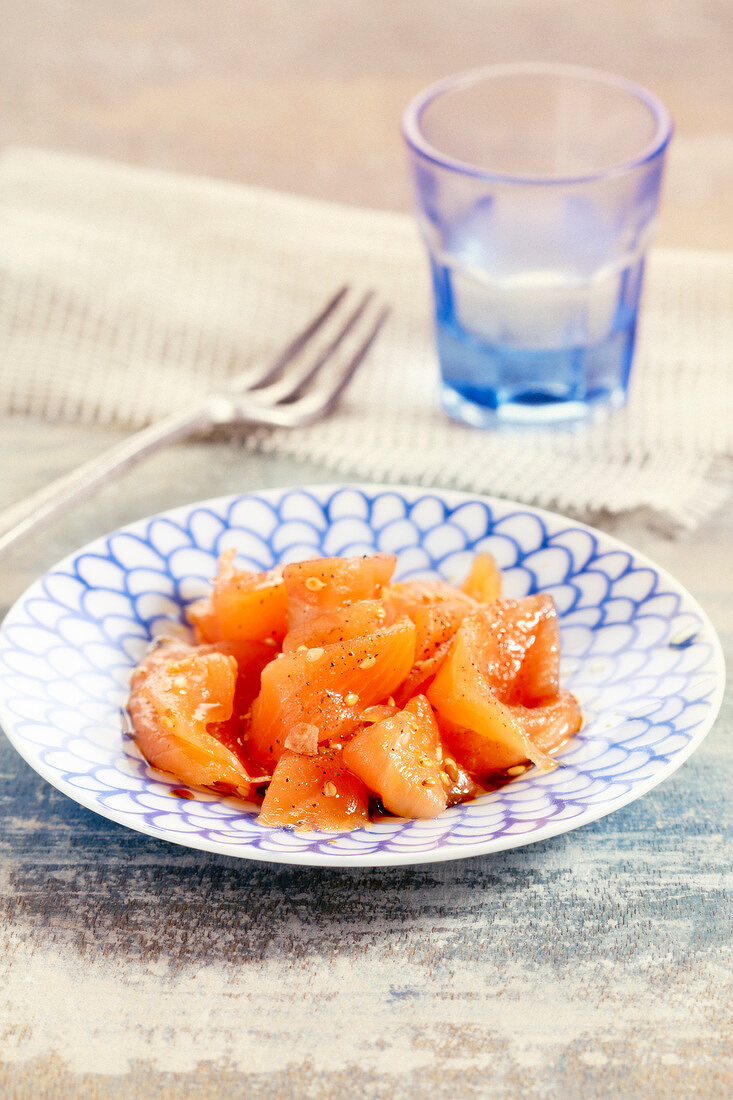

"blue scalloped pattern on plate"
[0,486,724,866]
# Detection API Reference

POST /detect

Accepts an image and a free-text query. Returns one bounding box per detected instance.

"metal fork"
[0,286,389,555]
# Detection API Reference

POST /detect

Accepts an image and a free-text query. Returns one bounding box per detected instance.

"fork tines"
[229,285,390,427]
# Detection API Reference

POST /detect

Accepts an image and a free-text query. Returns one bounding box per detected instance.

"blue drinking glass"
[402,63,673,426]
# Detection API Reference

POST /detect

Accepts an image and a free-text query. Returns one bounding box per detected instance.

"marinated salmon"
[258,747,370,830]
[439,596,560,705]
[283,553,396,629]
[248,618,417,767]
[282,599,391,654]
[188,548,287,645]
[461,552,502,603]
[427,596,575,773]
[437,690,582,775]
[127,550,582,831]
[392,638,453,709]
[127,641,261,795]
[385,579,477,661]
[342,694,447,819]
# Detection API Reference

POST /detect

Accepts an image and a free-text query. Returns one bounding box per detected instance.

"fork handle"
[0,402,217,556]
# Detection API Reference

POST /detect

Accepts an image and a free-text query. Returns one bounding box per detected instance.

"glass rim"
[402,62,673,186]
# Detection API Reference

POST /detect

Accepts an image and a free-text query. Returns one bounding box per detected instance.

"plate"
[0,485,724,866]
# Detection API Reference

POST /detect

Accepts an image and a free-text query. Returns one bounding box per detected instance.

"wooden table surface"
[1,3,731,1098]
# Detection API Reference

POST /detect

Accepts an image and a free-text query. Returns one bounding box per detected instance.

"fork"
[0,286,389,555]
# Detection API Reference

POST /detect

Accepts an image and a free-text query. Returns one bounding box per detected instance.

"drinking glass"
[402,63,672,426]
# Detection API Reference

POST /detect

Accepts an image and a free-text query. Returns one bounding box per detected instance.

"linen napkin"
[1,147,731,528]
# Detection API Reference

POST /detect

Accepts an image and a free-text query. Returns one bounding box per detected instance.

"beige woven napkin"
[1,147,731,527]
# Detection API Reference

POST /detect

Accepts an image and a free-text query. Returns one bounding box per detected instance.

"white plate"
[0,485,724,866]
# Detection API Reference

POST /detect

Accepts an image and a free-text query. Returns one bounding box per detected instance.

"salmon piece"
[385,579,477,661]
[461,552,502,603]
[212,638,275,715]
[206,713,270,783]
[258,748,369,830]
[187,598,219,644]
[386,580,478,709]
[186,549,287,646]
[393,637,453,708]
[427,598,578,773]
[127,641,263,795]
[248,619,417,768]
[448,596,560,705]
[283,554,396,629]
[185,550,286,713]
[439,752,485,807]
[509,599,561,705]
[186,608,276,715]
[505,690,581,755]
[410,602,469,661]
[282,599,391,653]
[342,695,448,819]
[211,549,287,644]
[439,691,582,775]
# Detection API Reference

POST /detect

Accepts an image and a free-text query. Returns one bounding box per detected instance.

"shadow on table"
[2,723,727,972]
[4,785,554,961]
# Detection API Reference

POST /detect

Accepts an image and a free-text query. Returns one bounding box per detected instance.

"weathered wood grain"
[0,421,731,1099]
[1,691,731,1098]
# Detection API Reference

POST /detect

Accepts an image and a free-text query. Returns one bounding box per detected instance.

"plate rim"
[0,483,726,867]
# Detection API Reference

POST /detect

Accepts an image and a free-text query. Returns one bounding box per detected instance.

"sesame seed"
[507,764,528,777]
[161,716,174,730]
[305,576,326,591]
[297,644,309,652]
[421,777,436,787]
[323,781,337,797]
[443,757,459,781]
[330,742,343,751]
[306,647,324,662]
[435,745,443,761]
[345,693,359,706]
[359,655,377,670]
[172,676,186,690]
[439,770,452,790]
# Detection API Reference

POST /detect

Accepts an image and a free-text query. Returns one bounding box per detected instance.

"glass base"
[441,379,628,428]
[437,320,635,429]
